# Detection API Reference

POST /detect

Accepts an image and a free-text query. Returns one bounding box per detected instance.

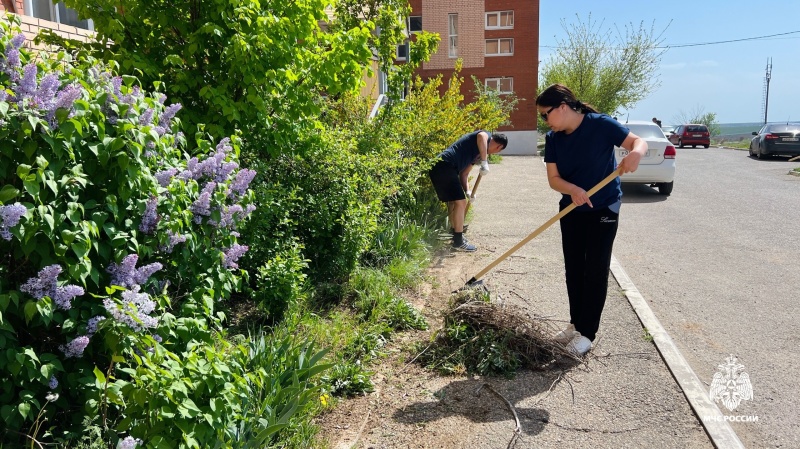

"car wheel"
[749,145,754,156]
[678,139,684,148]
[657,181,674,196]
[757,147,764,159]
[692,145,696,148]
[703,144,709,148]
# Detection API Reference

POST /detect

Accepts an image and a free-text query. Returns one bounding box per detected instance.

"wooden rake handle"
[467,168,622,283]
[464,173,483,215]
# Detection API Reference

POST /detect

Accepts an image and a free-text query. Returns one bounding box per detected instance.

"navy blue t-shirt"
[439,130,487,172]
[544,114,629,211]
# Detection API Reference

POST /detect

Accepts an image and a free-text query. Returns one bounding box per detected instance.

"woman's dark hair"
[535,83,598,114]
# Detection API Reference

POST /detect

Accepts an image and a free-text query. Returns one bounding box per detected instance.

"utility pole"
[763,58,772,125]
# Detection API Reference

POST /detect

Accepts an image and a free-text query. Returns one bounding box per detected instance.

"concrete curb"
[609,255,746,449]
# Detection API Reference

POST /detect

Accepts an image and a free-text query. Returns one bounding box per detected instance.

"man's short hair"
[491,133,508,150]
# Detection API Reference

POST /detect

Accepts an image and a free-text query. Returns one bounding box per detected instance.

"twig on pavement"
[475,383,522,449]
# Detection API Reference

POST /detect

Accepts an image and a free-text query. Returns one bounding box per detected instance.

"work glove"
[467,190,476,202]
[479,160,490,176]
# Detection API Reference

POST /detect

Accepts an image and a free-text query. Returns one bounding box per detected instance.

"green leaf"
[23,301,37,324]
[22,179,39,198]
[93,366,106,384]
[16,164,31,179]
[18,402,30,419]
[0,185,19,202]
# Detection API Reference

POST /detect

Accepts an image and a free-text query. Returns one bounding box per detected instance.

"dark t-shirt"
[439,130,487,173]
[544,114,628,211]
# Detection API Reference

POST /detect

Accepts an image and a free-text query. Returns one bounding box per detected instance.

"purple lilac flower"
[107,254,162,288]
[161,230,187,253]
[87,316,105,335]
[0,90,7,102]
[158,103,182,128]
[53,285,84,310]
[134,262,162,285]
[10,33,25,49]
[120,85,141,105]
[222,243,249,269]
[20,264,84,310]
[118,436,142,449]
[139,107,154,126]
[45,84,82,129]
[60,335,90,358]
[154,167,178,187]
[153,334,163,343]
[33,73,59,109]
[103,287,158,332]
[229,169,256,197]
[3,48,20,82]
[0,202,27,240]
[190,182,216,221]
[139,197,159,234]
[18,63,38,100]
[111,76,122,97]
[48,375,58,390]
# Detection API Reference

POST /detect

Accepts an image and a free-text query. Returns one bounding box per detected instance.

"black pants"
[559,206,619,342]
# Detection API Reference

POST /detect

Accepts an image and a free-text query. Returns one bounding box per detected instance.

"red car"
[668,124,710,148]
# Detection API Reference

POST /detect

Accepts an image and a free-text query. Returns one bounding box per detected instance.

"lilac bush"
[0,16,258,446]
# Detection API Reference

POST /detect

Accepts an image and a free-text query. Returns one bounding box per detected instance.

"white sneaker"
[552,323,576,344]
[566,332,592,356]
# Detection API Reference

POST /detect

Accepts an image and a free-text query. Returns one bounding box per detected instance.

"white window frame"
[485,77,513,95]
[408,16,422,33]
[485,11,514,30]
[24,0,94,30]
[448,13,458,58]
[485,38,514,57]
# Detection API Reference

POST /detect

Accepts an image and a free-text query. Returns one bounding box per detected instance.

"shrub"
[0,18,286,446]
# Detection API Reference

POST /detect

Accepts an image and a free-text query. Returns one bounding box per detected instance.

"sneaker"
[452,238,477,252]
[552,323,576,344]
[566,332,592,356]
[449,224,469,234]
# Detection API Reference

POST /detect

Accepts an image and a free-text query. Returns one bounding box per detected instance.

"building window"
[25,0,94,30]
[485,77,513,94]
[396,41,408,61]
[448,14,458,58]
[485,38,513,56]
[486,11,514,29]
[409,16,422,33]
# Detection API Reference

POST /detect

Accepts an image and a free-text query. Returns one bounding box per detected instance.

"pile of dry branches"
[441,291,579,369]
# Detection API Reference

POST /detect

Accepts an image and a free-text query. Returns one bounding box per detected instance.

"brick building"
[407,0,540,155]
[1,1,95,48]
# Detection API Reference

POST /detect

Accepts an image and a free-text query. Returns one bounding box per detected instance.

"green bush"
[0,18,324,447]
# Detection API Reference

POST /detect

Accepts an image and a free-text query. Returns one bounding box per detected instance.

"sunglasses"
[540,104,558,121]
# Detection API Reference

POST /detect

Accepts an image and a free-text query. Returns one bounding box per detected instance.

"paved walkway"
[328,155,725,448]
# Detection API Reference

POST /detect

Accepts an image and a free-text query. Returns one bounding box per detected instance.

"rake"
[458,168,622,291]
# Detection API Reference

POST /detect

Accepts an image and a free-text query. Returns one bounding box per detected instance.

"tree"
[55,0,377,153]
[539,13,668,118]
[673,106,721,136]
[329,0,439,101]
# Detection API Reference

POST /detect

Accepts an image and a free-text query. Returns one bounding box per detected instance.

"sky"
[538,0,800,125]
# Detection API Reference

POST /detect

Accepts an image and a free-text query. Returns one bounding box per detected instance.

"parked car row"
[749,123,800,159]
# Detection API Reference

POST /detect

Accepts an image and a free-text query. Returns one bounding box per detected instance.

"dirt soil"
[315,156,713,449]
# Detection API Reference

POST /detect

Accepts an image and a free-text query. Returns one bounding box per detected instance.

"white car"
[615,120,676,195]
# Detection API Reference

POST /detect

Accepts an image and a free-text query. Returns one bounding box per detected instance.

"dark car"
[749,123,800,159]
[669,124,710,148]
